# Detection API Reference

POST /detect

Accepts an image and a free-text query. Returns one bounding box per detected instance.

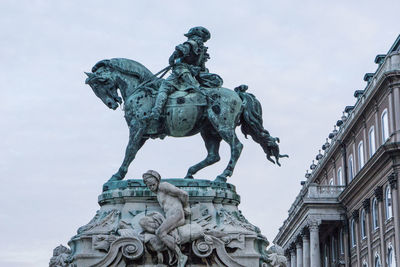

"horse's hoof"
[214,175,227,183]
[222,169,233,177]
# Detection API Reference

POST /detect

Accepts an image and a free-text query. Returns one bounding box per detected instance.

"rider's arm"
[168,43,191,65]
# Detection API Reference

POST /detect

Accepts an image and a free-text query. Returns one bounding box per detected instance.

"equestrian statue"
[85,26,287,182]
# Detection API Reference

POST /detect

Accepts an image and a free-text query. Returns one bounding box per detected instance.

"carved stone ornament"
[57,177,278,267]
[374,186,383,202]
[363,198,371,213]
[301,227,310,239]
[388,172,398,189]
[49,245,71,267]
[267,245,288,267]
[352,210,359,222]
[306,218,321,231]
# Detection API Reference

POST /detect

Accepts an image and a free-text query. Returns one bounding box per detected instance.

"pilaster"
[308,220,321,267]
[363,198,372,267]
[296,236,303,267]
[375,185,386,266]
[388,172,400,267]
[302,228,310,267]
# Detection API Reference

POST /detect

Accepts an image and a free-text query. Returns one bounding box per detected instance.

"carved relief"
[267,245,287,267]
[49,245,71,267]
[77,209,121,235]
[217,208,260,233]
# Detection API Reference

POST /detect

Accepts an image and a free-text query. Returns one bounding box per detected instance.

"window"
[372,198,379,230]
[329,178,334,185]
[361,209,366,239]
[358,141,365,169]
[369,126,376,157]
[351,219,356,247]
[337,167,343,185]
[381,109,389,142]
[375,255,381,267]
[387,246,395,267]
[348,155,354,182]
[385,186,393,219]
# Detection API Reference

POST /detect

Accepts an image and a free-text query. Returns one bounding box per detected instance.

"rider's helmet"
[184,26,211,42]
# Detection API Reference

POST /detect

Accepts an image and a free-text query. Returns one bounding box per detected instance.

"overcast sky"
[1,1,399,266]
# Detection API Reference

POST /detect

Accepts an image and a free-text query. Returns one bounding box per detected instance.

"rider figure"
[149,26,223,120]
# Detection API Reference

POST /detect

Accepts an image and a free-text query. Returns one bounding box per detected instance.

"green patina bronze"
[85,26,287,182]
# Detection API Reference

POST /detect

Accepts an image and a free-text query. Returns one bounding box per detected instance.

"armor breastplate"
[181,40,207,66]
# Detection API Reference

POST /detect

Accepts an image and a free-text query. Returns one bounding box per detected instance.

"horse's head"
[85,71,122,110]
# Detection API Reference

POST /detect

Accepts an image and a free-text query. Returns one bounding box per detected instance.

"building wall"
[274,36,400,267]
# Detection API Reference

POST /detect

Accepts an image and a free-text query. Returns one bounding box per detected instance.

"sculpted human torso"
[157,182,185,220]
[142,171,189,266]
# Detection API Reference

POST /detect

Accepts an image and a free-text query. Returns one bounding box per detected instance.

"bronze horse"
[85,58,287,182]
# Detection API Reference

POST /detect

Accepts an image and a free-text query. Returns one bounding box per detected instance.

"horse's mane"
[92,58,155,83]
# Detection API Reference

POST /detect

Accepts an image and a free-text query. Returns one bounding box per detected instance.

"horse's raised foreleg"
[185,128,221,179]
[109,120,148,181]
[215,129,243,182]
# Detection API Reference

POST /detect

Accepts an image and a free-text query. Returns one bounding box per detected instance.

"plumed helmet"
[184,26,211,42]
[142,170,161,183]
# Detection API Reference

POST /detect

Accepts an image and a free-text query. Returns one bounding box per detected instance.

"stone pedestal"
[51,178,286,267]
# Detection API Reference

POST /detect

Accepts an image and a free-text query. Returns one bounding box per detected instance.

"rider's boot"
[149,91,168,120]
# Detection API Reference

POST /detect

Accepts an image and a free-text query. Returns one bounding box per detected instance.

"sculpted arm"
[159,182,189,207]
[168,43,191,65]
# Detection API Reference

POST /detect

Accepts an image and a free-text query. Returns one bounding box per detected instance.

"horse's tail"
[234,85,281,165]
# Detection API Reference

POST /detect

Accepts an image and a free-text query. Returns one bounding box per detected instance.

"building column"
[343,222,350,267]
[352,210,361,267]
[375,186,386,266]
[388,87,395,139]
[286,250,291,267]
[290,248,297,267]
[302,229,310,267]
[391,86,400,142]
[363,198,373,267]
[309,221,321,267]
[296,238,303,267]
[389,173,400,267]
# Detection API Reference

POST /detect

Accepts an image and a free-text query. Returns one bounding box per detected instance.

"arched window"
[358,141,365,170]
[372,198,379,230]
[385,186,393,219]
[337,167,343,185]
[387,246,395,267]
[361,209,366,239]
[381,109,389,142]
[363,261,368,267]
[348,155,354,182]
[375,254,381,267]
[369,126,376,157]
[329,178,334,185]
[351,219,356,247]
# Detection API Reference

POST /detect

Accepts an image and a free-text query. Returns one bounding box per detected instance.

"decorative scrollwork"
[192,236,214,258]
[121,238,144,260]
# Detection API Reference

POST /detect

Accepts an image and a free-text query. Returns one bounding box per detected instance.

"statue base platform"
[50,178,285,267]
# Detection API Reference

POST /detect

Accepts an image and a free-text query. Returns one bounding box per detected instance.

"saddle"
[165,90,208,107]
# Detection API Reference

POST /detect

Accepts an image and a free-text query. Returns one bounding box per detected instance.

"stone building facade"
[274,36,400,267]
